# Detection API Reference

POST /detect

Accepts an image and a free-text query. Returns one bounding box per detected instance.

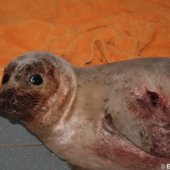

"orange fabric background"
[0,0,170,77]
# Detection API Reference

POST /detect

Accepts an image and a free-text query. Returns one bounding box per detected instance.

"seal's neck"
[23,66,78,141]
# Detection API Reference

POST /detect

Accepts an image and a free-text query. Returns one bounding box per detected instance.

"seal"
[0,51,170,170]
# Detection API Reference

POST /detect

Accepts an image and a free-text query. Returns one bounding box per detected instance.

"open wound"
[129,87,170,158]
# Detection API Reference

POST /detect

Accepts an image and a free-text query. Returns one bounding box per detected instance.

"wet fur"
[0,52,170,170]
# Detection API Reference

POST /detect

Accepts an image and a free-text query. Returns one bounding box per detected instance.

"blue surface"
[0,117,70,170]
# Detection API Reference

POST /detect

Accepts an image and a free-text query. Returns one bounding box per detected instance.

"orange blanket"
[0,0,170,76]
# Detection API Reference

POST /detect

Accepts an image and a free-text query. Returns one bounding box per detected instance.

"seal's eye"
[2,74,10,84]
[30,74,43,85]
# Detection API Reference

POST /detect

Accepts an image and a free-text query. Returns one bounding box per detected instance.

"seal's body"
[0,52,170,170]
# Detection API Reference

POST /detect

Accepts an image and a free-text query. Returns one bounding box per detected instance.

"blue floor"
[0,117,70,170]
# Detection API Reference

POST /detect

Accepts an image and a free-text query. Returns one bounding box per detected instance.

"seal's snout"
[0,89,15,120]
[0,88,40,122]
[0,89,17,110]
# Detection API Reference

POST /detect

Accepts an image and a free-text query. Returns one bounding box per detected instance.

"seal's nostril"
[1,74,10,84]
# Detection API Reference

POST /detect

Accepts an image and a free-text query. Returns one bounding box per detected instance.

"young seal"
[0,51,170,170]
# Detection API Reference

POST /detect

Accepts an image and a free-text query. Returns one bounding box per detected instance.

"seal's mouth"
[0,88,42,122]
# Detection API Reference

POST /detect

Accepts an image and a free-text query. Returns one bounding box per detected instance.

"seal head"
[0,51,77,137]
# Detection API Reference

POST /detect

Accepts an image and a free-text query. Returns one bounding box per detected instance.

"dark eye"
[2,74,10,84]
[30,74,43,85]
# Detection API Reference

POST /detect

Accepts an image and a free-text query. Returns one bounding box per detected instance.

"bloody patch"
[129,88,170,158]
